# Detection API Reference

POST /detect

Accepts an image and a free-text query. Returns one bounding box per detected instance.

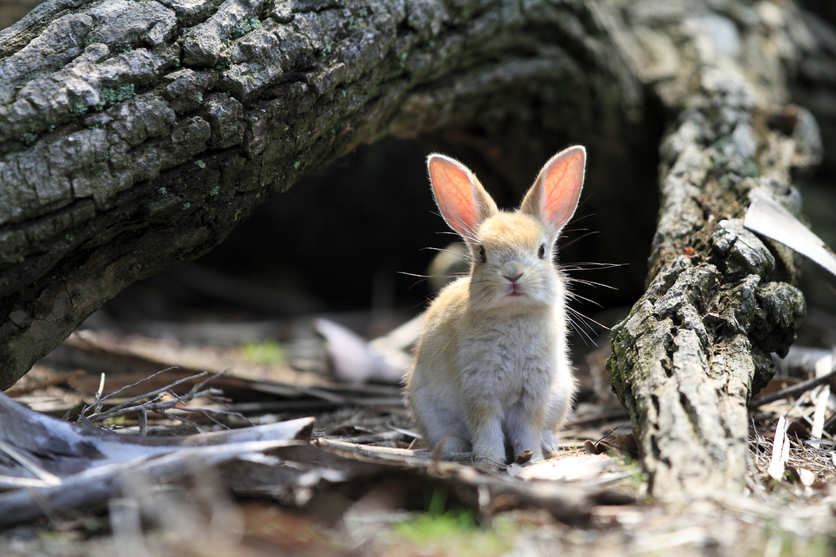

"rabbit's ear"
[427,154,498,240]
[520,146,585,238]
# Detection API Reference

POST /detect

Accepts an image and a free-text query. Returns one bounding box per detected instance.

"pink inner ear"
[429,157,481,236]
[541,148,585,231]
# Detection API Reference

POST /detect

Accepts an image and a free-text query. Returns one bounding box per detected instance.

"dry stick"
[84,370,209,421]
[330,430,406,444]
[748,368,836,409]
[150,398,238,426]
[79,367,175,418]
[139,408,148,436]
[94,372,106,415]
[314,437,477,464]
[3,369,86,398]
[87,369,249,431]
[0,440,62,486]
[90,388,222,421]
[162,369,252,428]
[95,367,182,406]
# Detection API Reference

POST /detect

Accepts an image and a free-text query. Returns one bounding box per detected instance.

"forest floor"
[2,268,836,557]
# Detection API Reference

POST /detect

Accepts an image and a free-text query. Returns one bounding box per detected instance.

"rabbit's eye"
[478,245,487,264]
[538,244,546,259]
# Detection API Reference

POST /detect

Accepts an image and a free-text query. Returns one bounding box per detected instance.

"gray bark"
[0,0,641,387]
[607,2,826,498]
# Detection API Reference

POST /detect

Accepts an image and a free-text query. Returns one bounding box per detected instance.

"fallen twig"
[314,437,476,464]
[4,369,86,398]
[223,396,404,414]
[79,368,252,430]
[327,430,407,444]
[89,389,218,421]
[0,390,315,475]
[82,369,209,420]
[748,368,836,409]
[0,439,308,528]
[313,438,634,523]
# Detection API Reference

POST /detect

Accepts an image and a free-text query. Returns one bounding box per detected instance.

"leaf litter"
[3,301,836,556]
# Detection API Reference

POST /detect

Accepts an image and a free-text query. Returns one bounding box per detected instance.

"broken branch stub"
[607,0,821,499]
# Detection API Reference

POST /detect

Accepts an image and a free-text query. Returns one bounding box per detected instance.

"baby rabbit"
[405,146,586,464]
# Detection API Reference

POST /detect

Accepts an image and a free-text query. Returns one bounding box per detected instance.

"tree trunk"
[0,0,832,499]
[606,2,827,498]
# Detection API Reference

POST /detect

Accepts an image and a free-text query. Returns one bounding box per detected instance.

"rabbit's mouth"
[506,285,525,297]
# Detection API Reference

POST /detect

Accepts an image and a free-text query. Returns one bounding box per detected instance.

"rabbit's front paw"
[542,430,561,459]
[438,436,469,453]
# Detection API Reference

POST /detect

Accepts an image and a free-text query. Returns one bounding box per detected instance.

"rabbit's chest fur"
[457,309,562,407]
[415,277,567,398]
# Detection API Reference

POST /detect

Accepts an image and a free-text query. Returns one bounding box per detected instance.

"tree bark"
[0,0,833,500]
[0,0,642,387]
[607,1,826,498]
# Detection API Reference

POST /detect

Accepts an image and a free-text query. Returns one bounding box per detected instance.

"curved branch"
[0,0,640,387]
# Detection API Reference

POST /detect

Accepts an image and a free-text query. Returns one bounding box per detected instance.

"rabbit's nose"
[502,262,525,282]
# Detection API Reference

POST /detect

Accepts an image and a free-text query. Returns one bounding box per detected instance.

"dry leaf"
[744,187,836,278]
[767,416,790,480]
[314,318,406,383]
[515,454,616,482]
[796,467,816,488]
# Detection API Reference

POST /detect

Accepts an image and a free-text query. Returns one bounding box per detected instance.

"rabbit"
[404,146,586,465]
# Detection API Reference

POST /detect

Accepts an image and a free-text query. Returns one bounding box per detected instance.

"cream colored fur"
[404,146,586,464]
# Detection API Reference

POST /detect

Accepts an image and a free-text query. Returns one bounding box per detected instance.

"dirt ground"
[2,291,836,557]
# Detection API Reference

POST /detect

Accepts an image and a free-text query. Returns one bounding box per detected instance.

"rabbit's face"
[468,212,560,312]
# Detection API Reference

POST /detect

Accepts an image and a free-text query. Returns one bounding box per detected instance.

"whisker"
[420,246,471,261]
[401,276,436,290]
[397,271,467,292]
[397,271,465,279]
[567,306,610,332]
[566,291,604,309]
[567,308,599,347]
[559,230,600,249]
[562,262,627,271]
[567,211,597,224]
[565,277,619,290]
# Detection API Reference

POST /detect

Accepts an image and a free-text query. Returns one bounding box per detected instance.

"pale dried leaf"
[810,354,833,439]
[314,318,406,383]
[796,467,816,487]
[810,385,830,440]
[514,454,616,482]
[744,187,836,278]
[767,416,790,480]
